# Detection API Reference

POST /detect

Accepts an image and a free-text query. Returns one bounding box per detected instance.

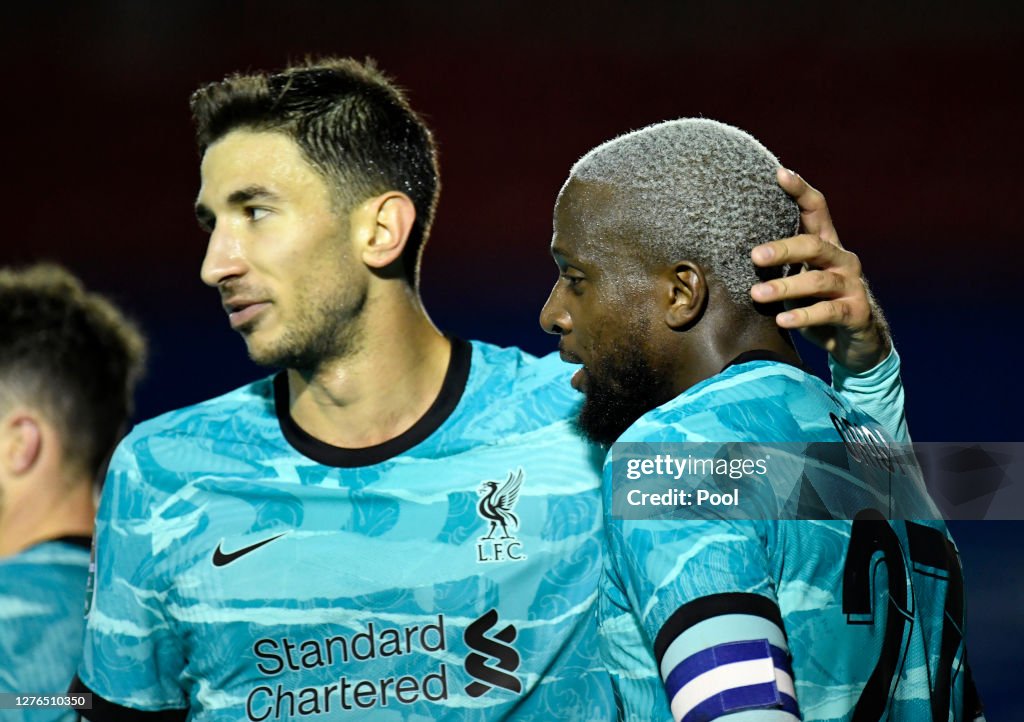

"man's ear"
[355,191,417,270]
[664,260,707,330]
[1,412,43,476]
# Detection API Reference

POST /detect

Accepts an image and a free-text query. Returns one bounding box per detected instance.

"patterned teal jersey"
[600,355,984,722]
[74,339,613,721]
[0,537,91,722]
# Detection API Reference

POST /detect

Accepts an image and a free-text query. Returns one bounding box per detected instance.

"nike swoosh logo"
[212,532,288,567]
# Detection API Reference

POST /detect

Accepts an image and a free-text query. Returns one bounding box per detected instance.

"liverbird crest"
[477,469,524,540]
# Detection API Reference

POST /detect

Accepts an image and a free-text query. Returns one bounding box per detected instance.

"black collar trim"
[274,337,472,468]
[50,535,92,550]
[723,349,811,375]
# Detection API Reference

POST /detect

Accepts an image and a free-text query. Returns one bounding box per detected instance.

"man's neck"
[0,474,95,557]
[669,318,801,399]
[286,295,452,449]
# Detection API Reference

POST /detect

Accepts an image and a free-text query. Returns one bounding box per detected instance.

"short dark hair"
[0,265,146,478]
[190,57,441,288]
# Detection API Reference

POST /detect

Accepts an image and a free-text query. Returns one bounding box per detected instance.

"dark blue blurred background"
[3,2,1021,716]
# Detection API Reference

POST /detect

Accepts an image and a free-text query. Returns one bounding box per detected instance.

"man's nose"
[200,224,248,287]
[539,285,571,335]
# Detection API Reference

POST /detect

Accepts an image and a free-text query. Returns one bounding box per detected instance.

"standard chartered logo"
[240,611,523,719]
[463,608,522,697]
[245,618,448,719]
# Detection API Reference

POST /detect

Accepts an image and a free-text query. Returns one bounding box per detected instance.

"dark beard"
[255,286,368,372]
[576,347,671,446]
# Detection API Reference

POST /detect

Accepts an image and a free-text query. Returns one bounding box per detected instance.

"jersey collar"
[274,337,472,468]
[722,349,811,375]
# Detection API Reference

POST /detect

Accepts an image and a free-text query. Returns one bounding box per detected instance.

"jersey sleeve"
[605,448,800,722]
[829,346,910,442]
[73,438,188,720]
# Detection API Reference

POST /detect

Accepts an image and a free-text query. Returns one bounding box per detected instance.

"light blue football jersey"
[73,337,917,722]
[601,353,984,722]
[0,537,91,722]
[75,340,613,721]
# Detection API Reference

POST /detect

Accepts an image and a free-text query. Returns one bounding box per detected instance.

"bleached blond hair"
[568,118,798,304]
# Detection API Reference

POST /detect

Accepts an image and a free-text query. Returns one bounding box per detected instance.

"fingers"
[776,166,809,200]
[777,167,823,213]
[776,167,840,247]
[750,268,844,302]
[774,299,861,331]
[751,234,859,275]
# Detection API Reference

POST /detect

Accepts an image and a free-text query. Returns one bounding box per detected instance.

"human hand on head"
[749,168,892,373]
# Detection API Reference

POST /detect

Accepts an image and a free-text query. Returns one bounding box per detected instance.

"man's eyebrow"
[226,185,282,205]
[194,202,215,231]
[550,247,578,268]
[194,186,281,230]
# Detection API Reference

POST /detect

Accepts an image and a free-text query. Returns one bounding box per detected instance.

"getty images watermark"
[609,441,1021,521]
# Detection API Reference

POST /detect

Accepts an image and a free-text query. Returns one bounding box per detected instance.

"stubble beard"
[576,338,673,447]
[246,281,369,372]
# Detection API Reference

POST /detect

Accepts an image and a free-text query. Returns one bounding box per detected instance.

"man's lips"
[223,299,270,329]
[559,344,587,392]
[558,342,583,366]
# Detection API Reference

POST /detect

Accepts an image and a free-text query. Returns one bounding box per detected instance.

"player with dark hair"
[75,58,911,721]
[0,264,145,720]
[191,57,439,291]
[540,118,983,721]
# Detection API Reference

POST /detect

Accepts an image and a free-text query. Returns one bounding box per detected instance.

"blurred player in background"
[0,264,144,721]
[74,58,908,721]
[540,118,983,721]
